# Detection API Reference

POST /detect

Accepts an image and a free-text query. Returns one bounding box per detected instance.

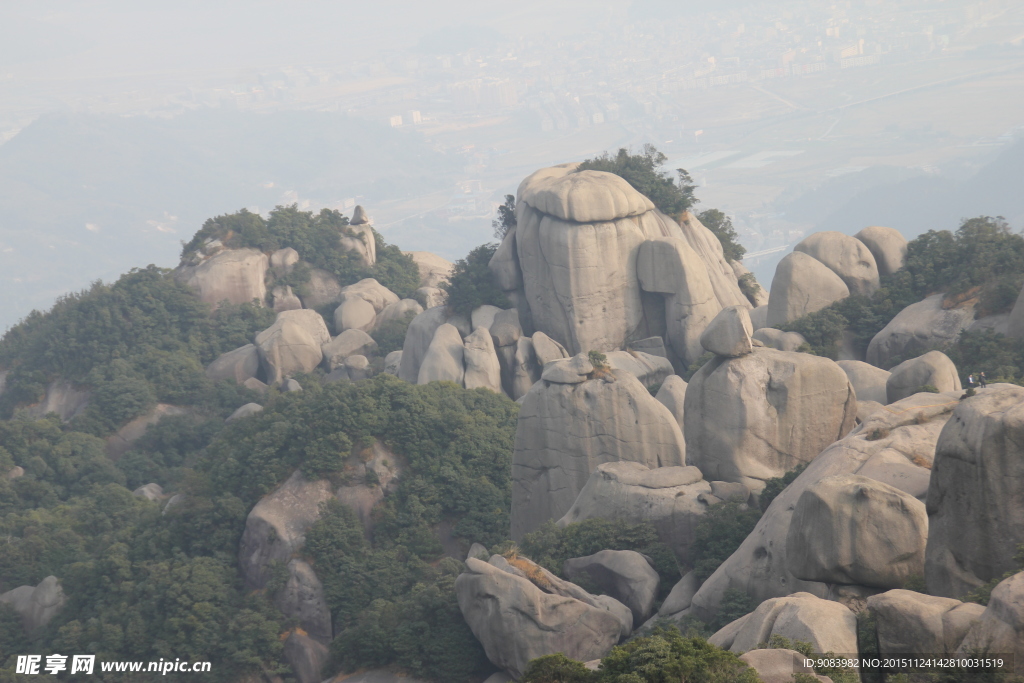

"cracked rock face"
[511,369,685,540]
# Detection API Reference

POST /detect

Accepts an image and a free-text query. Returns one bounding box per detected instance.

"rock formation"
[739,649,831,683]
[836,360,890,404]
[0,576,67,632]
[794,231,880,296]
[206,344,260,383]
[957,572,1024,673]
[925,384,1024,598]
[855,226,908,278]
[511,368,686,539]
[699,305,753,357]
[709,592,859,656]
[463,327,503,393]
[753,328,807,353]
[272,285,302,313]
[867,294,976,369]
[866,590,984,656]
[654,374,686,429]
[398,307,449,382]
[321,329,378,370]
[766,251,850,328]
[417,323,465,385]
[563,549,660,624]
[406,251,454,289]
[255,310,331,385]
[176,247,268,308]
[684,347,857,491]
[885,350,961,403]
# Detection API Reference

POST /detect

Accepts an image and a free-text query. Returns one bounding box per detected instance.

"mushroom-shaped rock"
[238,471,334,589]
[417,323,465,385]
[272,285,303,313]
[836,360,891,404]
[605,350,673,389]
[350,205,369,225]
[255,310,331,385]
[521,167,654,222]
[794,231,880,296]
[739,649,830,683]
[532,330,569,367]
[511,370,686,539]
[557,462,709,566]
[885,350,961,404]
[455,556,625,679]
[277,559,332,645]
[752,328,806,353]
[407,251,454,289]
[700,305,753,357]
[711,592,859,656]
[866,590,984,656]
[654,375,686,429]
[398,306,449,383]
[786,474,928,589]
[926,384,1024,598]
[684,347,857,491]
[957,572,1024,672]
[206,344,260,383]
[563,549,660,624]
[283,630,329,683]
[463,327,503,393]
[688,391,956,619]
[867,294,976,369]
[767,251,850,328]
[176,247,268,308]
[227,403,263,422]
[321,329,378,370]
[372,298,423,331]
[855,226,908,278]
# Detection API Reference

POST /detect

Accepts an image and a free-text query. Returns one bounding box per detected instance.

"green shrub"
[697,209,746,263]
[577,145,697,218]
[596,626,761,683]
[493,194,517,240]
[760,464,807,512]
[522,653,595,683]
[709,588,757,633]
[691,502,762,580]
[441,243,510,318]
[372,310,417,356]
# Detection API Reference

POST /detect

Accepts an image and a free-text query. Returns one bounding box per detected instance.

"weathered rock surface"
[787,474,928,589]
[531,330,569,367]
[272,285,303,313]
[739,649,831,683]
[471,305,504,332]
[456,556,626,679]
[283,631,329,683]
[255,310,331,385]
[176,248,268,308]
[242,377,268,394]
[463,327,503,393]
[700,305,753,357]
[340,222,376,268]
[417,323,465,385]
[299,268,345,309]
[855,226,908,278]
[957,571,1024,672]
[926,384,1024,598]
[227,403,263,422]
[886,350,961,404]
[416,286,446,309]
[627,336,668,358]
[512,370,686,539]
[659,570,701,617]
[406,251,454,288]
[372,299,423,331]
[238,471,334,589]
[105,404,188,459]
[753,328,807,353]
[541,353,593,384]
[270,247,299,277]
[26,380,90,421]
[334,296,376,333]
[867,294,976,369]
[684,347,857,491]
[689,392,957,618]
[563,549,660,624]
[510,336,541,399]
[654,375,687,429]
[398,306,449,383]
[750,305,769,331]
[206,344,260,383]
[605,350,673,389]
[836,360,891,404]
[794,231,880,296]
[731,260,770,307]
[340,278,400,313]
[0,576,67,632]
[710,592,859,655]
[321,329,378,370]
[557,462,709,565]
[133,483,163,501]
[383,350,402,376]
[283,378,303,392]
[867,589,984,656]
[277,559,332,644]
[767,251,850,328]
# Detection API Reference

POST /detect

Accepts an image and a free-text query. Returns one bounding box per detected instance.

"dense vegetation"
[782,216,1024,376]
[181,205,421,299]
[696,209,746,262]
[578,145,698,218]
[441,243,511,318]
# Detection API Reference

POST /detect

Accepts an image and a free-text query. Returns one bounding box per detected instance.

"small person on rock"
[968,373,975,389]
[979,371,987,388]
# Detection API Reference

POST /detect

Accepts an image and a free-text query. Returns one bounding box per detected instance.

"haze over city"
[2,0,1023,331]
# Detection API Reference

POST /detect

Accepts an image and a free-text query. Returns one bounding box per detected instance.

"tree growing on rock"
[441,243,510,317]
[577,144,697,218]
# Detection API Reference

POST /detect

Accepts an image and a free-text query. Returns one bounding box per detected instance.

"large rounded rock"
[321,329,378,370]
[0,576,67,632]
[334,296,376,333]
[176,248,268,308]
[276,559,332,644]
[255,310,331,385]
[463,327,503,394]
[867,294,976,369]
[238,471,334,589]
[272,285,303,313]
[340,278,400,313]
[926,384,1024,598]
[417,323,465,385]
[283,631,329,683]
[270,247,300,277]
[605,350,673,389]
[398,306,449,382]
[855,226,907,278]
[689,391,958,619]
[836,360,890,404]
[684,347,857,491]
[206,344,260,383]
[406,251,454,288]
[511,370,686,539]
[786,474,927,589]
[957,571,1024,672]
[739,649,830,683]
[767,251,850,328]
[794,231,880,296]
[886,350,961,404]
[753,328,807,353]
[456,556,625,679]
[531,330,569,367]
[654,374,687,429]
[866,589,984,656]
[340,222,376,267]
[563,549,660,624]
[300,268,345,309]
[557,462,709,565]
[372,298,423,331]
[710,592,858,655]
[700,305,753,357]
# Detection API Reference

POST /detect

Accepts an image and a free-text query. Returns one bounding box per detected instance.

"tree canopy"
[577,144,698,217]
